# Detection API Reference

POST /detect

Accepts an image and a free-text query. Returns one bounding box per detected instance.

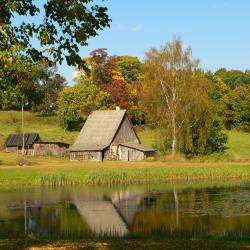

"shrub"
[16,157,32,166]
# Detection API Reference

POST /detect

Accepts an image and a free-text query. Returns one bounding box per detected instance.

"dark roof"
[119,143,156,152]
[5,133,41,147]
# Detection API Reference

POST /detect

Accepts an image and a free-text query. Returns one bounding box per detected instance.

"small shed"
[70,109,156,161]
[4,133,69,157]
[118,143,156,161]
[4,133,41,154]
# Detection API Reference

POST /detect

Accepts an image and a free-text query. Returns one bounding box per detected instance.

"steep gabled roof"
[4,133,40,147]
[70,110,127,151]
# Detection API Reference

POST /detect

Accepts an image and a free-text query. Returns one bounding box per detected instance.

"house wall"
[33,143,69,157]
[70,151,102,161]
[103,116,140,160]
[118,146,145,161]
[6,146,33,154]
[112,116,140,146]
[6,146,18,153]
[103,146,119,160]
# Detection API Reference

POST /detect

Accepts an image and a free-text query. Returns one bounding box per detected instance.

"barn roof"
[5,133,40,147]
[70,110,127,151]
[119,142,156,152]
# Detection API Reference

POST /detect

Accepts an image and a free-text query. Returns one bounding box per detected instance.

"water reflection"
[0,183,250,239]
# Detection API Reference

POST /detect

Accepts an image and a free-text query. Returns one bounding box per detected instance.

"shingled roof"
[70,110,127,151]
[5,133,41,147]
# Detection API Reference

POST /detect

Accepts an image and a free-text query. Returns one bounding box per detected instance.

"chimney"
[116,106,120,110]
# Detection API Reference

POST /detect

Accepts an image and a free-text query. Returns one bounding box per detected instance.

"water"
[0,181,250,239]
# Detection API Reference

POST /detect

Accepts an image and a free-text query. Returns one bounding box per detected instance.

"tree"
[225,85,250,131]
[57,84,111,131]
[0,45,44,110]
[215,68,244,89]
[116,56,143,83]
[74,49,144,124]
[142,38,227,155]
[0,0,110,68]
[35,64,67,114]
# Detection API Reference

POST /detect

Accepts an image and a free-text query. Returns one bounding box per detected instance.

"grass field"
[1,111,250,160]
[0,111,79,146]
[0,151,249,187]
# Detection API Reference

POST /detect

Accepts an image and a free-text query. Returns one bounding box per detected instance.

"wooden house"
[4,133,69,156]
[70,109,155,161]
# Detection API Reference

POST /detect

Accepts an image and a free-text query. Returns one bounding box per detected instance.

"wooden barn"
[4,133,69,156]
[70,109,155,161]
[4,133,41,154]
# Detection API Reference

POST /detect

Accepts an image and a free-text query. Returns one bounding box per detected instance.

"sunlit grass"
[1,111,250,160]
[0,111,78,146]
[0,152,249,187]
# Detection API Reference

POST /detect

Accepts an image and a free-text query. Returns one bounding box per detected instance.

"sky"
[15,0,250,84]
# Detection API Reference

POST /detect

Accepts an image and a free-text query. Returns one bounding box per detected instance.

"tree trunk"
[171,113,176,154]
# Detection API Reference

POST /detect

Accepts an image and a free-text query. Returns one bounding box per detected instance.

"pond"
[0,181,250,240]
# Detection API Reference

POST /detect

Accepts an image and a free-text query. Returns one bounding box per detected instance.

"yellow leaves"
[111,70,124,81]
[0,23,6,33]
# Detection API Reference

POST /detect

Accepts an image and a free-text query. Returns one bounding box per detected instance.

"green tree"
[35,64,67,114]
[0,0,110,68]
[57,84,111,131]
[225,85,250,131]
[116,56,143,83]
[142,38,227,155]
[215,68,244,89]
[0,45,44,110]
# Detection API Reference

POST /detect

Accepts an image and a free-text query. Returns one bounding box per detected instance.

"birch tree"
[143,38,212,154]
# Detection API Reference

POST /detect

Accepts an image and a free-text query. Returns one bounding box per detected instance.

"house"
[5,133,41,154]
[70,108,155,161]
[4,133,69,156]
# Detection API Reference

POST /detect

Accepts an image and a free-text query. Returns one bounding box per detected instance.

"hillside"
[0,111,250,160]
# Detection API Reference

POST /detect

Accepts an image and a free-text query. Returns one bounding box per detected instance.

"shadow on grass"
[0,238,250,250]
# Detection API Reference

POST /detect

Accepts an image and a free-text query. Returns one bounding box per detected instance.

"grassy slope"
[226,130,250,159]
[0,111,78,146]
[0,111,250,160]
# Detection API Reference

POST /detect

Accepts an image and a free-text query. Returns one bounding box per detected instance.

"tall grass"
[0,160,249,187]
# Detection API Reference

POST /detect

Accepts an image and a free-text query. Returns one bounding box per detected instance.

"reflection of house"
[4,133,69,156]
[70,108,155,161]
[74,200,129,236]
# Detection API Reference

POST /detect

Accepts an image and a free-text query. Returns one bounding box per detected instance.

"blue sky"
[15,0,250,84]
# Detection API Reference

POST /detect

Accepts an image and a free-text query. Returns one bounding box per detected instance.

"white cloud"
[130,23,143,32]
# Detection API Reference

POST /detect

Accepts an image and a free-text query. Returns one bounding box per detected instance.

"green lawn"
[226,130,250,159]
[0,111,78,146]
[0,151,249,187]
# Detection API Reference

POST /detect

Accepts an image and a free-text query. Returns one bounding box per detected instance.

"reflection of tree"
[130,187,250,237]
[0,203,93,238]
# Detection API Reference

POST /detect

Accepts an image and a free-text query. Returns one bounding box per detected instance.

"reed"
[0,161,249,187]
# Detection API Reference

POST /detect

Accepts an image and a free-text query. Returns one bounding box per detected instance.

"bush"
[16,157,32,166]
